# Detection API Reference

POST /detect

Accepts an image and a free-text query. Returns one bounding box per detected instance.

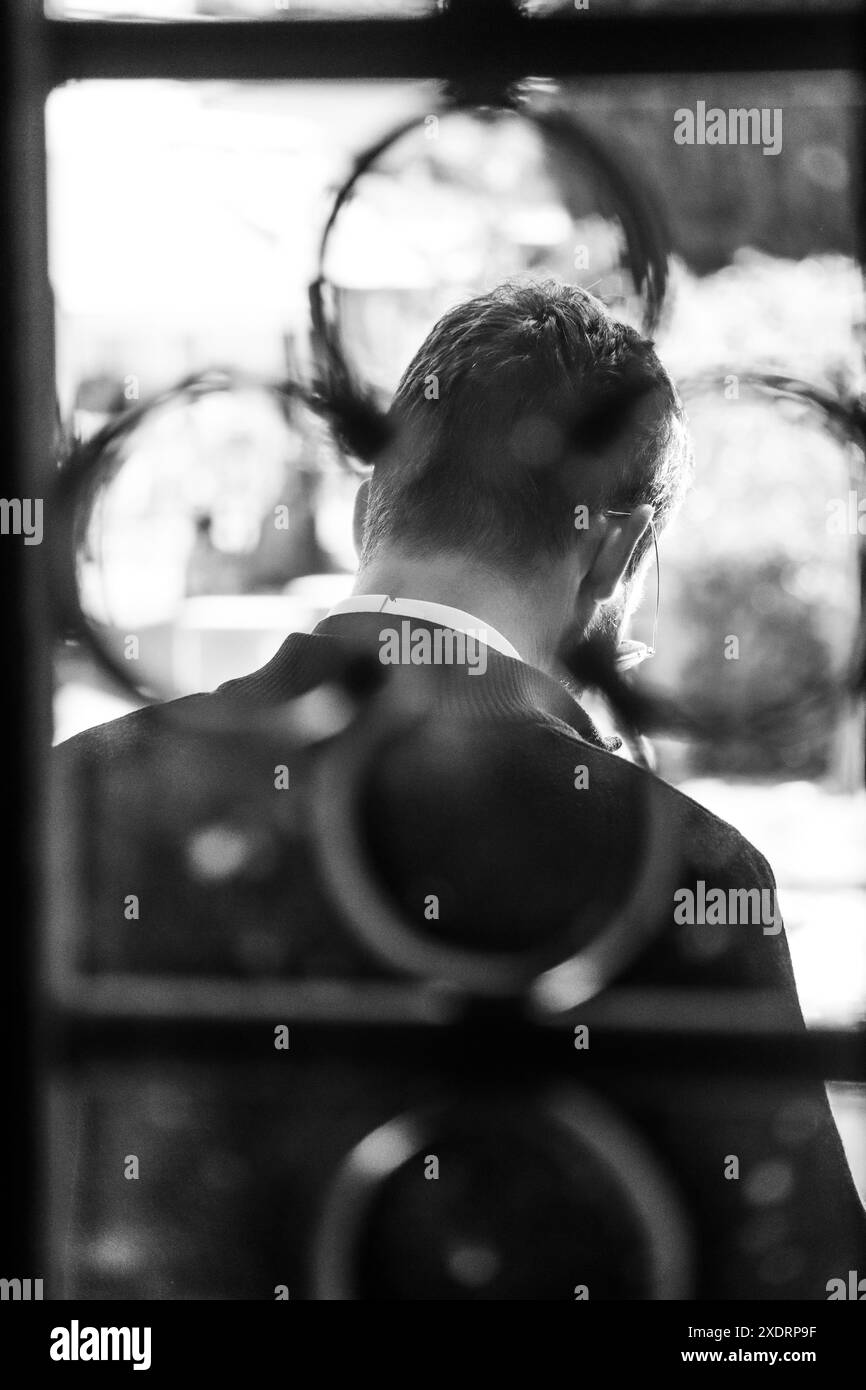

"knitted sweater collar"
[217,612,621,754]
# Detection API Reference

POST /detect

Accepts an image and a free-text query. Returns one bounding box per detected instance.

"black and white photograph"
[1,0,865,1362]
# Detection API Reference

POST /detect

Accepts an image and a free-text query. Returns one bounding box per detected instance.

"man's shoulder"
[52,649,775,897]
[53,692,220,771]
[598,738,776,886]
[460,706,777,889]
[51,629,338,768]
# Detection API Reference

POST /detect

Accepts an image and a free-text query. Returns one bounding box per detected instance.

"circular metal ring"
[49,367,325,715]
[311,673,681,1006]
[309,92,671,462]
[312,1084,694,1300]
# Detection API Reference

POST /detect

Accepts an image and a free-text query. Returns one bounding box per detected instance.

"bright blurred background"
[45,57,866,1187]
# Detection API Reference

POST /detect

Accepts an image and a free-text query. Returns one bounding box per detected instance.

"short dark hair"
[361,280,692,576]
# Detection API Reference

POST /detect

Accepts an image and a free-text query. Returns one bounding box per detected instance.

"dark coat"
[52,612,866,1299]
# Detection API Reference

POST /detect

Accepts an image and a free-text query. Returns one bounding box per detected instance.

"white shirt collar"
[324,594,522,662]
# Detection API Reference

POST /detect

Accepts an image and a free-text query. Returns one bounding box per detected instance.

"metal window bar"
[44,10,866,83]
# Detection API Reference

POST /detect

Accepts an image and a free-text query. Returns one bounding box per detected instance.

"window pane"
[48,74,866,1045]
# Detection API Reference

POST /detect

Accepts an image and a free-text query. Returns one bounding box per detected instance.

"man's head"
[353,280,692,667]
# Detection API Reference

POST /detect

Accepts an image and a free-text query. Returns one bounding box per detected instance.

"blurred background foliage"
[50,74,865,782]
[44,33,866,1196]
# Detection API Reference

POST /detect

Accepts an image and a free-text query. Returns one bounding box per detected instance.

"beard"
[555,592,627,701]
[585,591,627,652]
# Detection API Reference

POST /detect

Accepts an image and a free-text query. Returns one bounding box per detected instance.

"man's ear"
[584,505,654,603]
[352,477,372,556]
